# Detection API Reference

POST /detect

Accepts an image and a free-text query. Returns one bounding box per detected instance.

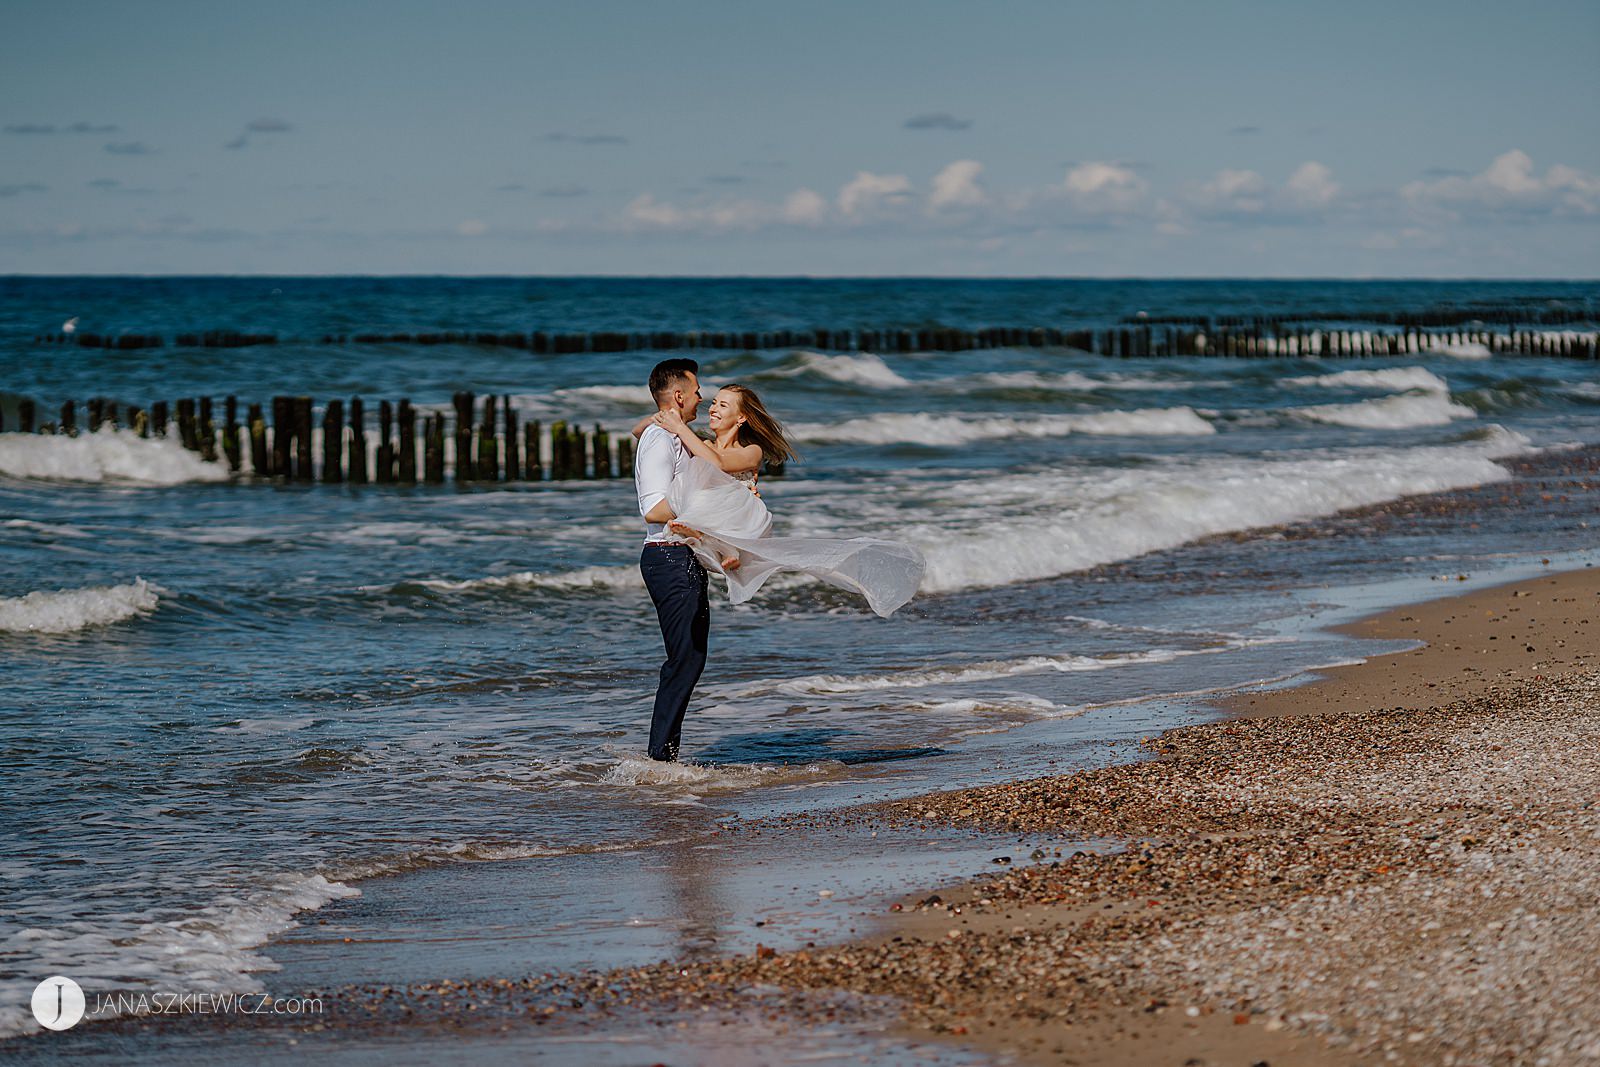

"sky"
[2,0,1598,277]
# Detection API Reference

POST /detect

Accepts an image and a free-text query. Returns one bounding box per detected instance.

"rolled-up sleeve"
[635,427,675,517]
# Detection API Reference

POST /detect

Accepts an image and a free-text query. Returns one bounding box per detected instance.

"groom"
[635,358,706,762]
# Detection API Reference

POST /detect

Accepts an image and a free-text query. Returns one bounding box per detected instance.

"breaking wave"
[1291,391,1477,429]
[0,578,164,635]
[788,407,1215,445]
[0,429,231,485]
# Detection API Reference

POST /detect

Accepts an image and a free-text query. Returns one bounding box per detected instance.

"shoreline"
[6,565,1596,1064]
[562,565,1600,1065]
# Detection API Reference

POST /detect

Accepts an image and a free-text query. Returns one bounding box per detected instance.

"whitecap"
[788,406,1215,446]
[1434,342,1493,360]
[1292,391,1476,429]
[0,578,164,635]
[960,370,1225,393]
[402,564,643,594]
[758,351,910,388]
[1283,366,1450,393]
[910,428,1530,593]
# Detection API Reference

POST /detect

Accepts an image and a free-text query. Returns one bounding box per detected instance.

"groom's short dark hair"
[649,358,699,403]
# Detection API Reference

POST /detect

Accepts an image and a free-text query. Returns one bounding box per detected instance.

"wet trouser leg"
[640,544,710,761]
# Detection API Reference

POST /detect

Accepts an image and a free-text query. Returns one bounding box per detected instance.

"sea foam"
[727,645,1242,697]
[912,429,1529,593]
[1284,366,1451,393]
[0,428,231,485]
[0,871,358,1037]
[0,578,164,634]
[400,564,644,595]
[1292,391,1477,429]
[788,406,1215,445]
[759,351,911,388]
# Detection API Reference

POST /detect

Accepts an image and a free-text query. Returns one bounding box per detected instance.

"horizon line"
[4,273,1600,283]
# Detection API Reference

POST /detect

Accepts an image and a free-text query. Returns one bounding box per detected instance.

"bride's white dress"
[666,457,924,618]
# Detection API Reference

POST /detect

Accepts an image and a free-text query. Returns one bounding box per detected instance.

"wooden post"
[453,392,475,482]
[222,396,241,470]
[347,397,368,485]
[424,413,444,484]
[397,399,417,485]
[61,400,77,436]
[130,406,147,437]
[294,396,313,481]
[503,398,519,482]
[617,434,633,477]
[478,394,499,480]
[151,400,168,438]
[322,399,344,483]
[88,397,103,432]
[376,400,394,484]
[199,396,217,461]
[176,399,195,450]
[248,403,267,474]
[592,423,611,478]
[271,397,290,476]
[525,419,542,480]
[19,398,34,433]
[549,420,568,479]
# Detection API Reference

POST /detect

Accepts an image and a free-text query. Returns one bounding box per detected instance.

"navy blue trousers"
[640,544,710,761]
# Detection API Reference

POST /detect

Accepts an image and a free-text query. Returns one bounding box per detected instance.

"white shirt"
[635,424,689,544]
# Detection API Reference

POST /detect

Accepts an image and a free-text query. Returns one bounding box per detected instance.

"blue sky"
[3,0,1597,276]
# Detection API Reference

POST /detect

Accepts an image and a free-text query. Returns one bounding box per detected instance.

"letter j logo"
[32,976,86,1031]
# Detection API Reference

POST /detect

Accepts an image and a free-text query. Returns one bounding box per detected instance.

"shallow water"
[2,277,1597,1042]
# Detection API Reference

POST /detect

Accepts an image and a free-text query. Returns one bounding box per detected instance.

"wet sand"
[565,566,1600,1065]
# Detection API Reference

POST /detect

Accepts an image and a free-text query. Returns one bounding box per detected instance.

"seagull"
[62,317,78,334]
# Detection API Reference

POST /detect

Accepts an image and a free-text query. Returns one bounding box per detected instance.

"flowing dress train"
[665,457,924,618]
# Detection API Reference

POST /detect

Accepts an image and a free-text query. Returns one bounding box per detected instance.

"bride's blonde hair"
[720,384,798,465]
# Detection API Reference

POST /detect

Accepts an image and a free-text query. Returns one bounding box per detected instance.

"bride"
[631,383,924,617]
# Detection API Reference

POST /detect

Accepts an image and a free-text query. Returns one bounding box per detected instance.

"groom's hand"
[668,520,704,542]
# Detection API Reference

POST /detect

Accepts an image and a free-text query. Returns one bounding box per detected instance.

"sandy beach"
[527,564,1599,1066]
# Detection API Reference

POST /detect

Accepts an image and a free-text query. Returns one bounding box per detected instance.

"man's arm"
[635,428,677,524]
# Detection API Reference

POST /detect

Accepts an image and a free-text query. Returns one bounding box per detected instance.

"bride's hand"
[653,408,689,435]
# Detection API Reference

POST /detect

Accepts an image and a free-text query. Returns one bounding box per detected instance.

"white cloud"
[837,171,913,216]
[1180,162,1342,222]
[1402,150,1600,217]
[782,188,828,226]
[456,219,488,237]
[1195,169,1268,213]
[1285,161,1339,207]
[1060,161,1147,212]
[625,194,680,227]
[928,160,986,210]
[622,193,773,232]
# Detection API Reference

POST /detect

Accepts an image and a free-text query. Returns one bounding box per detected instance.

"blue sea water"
[0,277,1597,1043]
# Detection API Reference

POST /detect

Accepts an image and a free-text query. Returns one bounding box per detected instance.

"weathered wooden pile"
[0,392,632,484]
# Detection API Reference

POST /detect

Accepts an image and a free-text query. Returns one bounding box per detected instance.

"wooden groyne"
[29,322,1600,358]
[0,392,640,485]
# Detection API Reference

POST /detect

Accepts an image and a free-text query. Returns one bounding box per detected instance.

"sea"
[1,277,1597,1052]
